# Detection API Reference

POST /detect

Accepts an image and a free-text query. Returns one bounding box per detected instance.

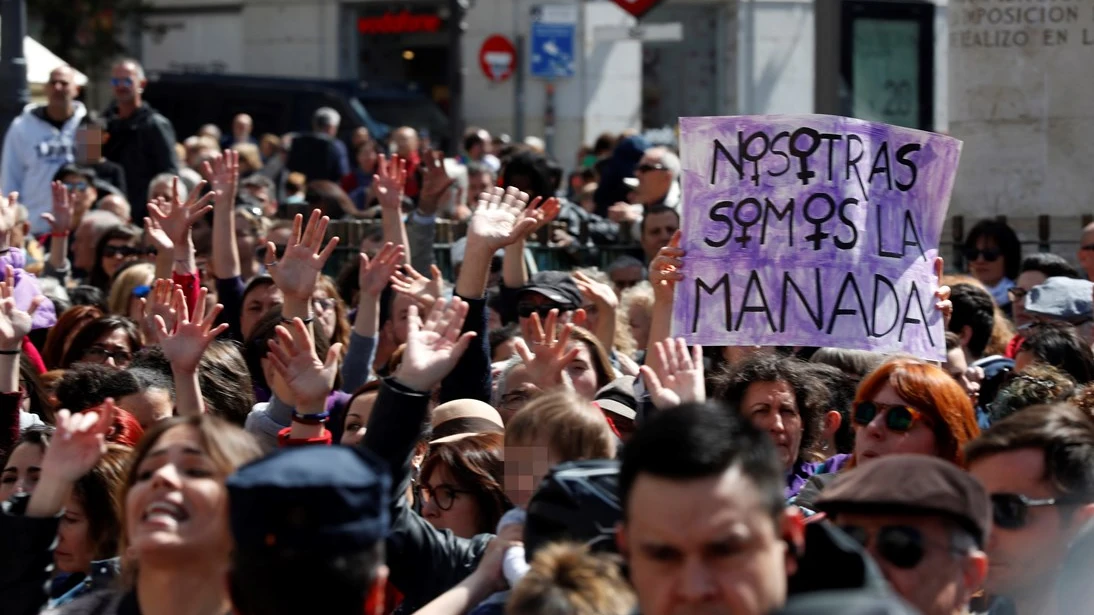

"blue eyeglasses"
[131,285,151,298]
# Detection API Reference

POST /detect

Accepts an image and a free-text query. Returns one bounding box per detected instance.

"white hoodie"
[1,101,87,233]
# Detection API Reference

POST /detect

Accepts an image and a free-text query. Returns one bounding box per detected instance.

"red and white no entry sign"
[479,34,517,82]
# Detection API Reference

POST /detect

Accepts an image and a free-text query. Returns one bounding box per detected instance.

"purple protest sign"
[672,115,962,360]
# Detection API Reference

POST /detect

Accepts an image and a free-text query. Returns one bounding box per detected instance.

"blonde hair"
[618,281,654,356]
[232,142,263,174]
[507,543,636,615]
[108,263,154,316]
[506,389,616,461]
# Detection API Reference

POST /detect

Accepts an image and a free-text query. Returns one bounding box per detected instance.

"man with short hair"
[948,282,1011,427]
[1076,222,1094,280]
[392,126,422,198]
[241,174,278,217]
[1,66,87,233]
[640,205,679,263]
[814,455,990,615]
[102,58,178,219]
[223,113,256,149]
[606,255,646,296]
[96,194,131,223]
[227,445,391,615]
[966,403,1094,615]
[462,126,501,172]
[52,164,98,227]
[286,107,349,182]
[1010,254,1079,328]
[617,402,805,615]
[608,146,682,224]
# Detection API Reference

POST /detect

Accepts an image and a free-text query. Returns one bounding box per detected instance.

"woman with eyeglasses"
[313,275,350,359]
[87,224,143,292]
[60,315,141,369]
[419,432,510,539]
[962,219,1022,312]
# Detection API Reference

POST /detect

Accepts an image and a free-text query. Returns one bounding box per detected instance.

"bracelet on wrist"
[50,231,70,238]
[0,348,20,355]
[291,408,330,425]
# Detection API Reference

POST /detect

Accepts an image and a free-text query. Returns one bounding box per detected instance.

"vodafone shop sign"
[479,35,517,82]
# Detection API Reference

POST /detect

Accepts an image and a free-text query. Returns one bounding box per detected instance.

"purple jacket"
[0,248,55,330]
[786,453,851,499]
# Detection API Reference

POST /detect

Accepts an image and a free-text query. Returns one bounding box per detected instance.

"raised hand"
[155,287,228,374]
[418,150,456,215]
[639,338,706,410]
[143,199,174,254]
[373,154,408,212]
[390,263,445,309]
[201,150,240,207]
[359,242,405,299]
[140,279,179,341]
[467,186,538,253]
[0,192,18,237]
[394,297,477,392]
[267,317,342,410]
[0,265,42,351]
[573,270,618,311]
[264,209,340,301]
[147,177,215,247]
[934,257,952,328]
[514,309,582,391]
[43,183,73,233]
[650,230,685,299]
[39,404,114,483]
[516,195,561,239]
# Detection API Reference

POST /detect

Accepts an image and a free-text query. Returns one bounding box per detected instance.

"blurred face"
[1078,229,1094,279]
[1011,270,1047,327]
[394,128,419,157]
[149,181,174,202]
[312,289,338,343]
[101,239,138,278]
[97,195,130,222]
[118,389,175,428]
[62,172,97,216]
[565,341,600,401]
[0,442,44,501]
[970,448,1082,601]
[47,67,79,108]
[234,214,260,263]
[641,211,680,262]
[834,513,981,615]
[77,127,103,164]
[492,337,519,362]
[341,392,377,447]
[611,266,645,296]
[504,435,557,509]
[352,127,371,149]
[628,301,653,351]
[966,237,1006,287]
[357,143,378,172]
[125,425,232,565]
[241,284,284,339]
[233,115,252,139]
[620,469,791,615]
[498,364,537,424]
[468,171,494,205]
[391,293,415,344]
[636,152,673,199]
[421,466,483,539]
[944,348,979,402]
[741,381,801,471]
[853,383,938,463]
[83,328,135,368]
[111,62,142,106]
[55,495,95,574]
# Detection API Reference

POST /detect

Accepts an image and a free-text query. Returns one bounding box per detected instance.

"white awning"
[24,36,88,86]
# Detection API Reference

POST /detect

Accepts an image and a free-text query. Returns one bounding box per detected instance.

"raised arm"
[374,154,412,266]
[147,177,214,314]
[639,337,706,411]
[267,317,343,445]
[343,242,404,391]
[573,270,619,353]
[264,209,340,323]
[204,152,241,280]
[42,183,73,280]
[25,404,113,518]
[154,288,229,416]
[645,230,684,382]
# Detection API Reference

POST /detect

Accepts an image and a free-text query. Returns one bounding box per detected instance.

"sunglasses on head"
[963,247,1001,262]
[839,524,960,569]
[852,401,930,432]
[517,302,565,319]
[990,493,1063,530]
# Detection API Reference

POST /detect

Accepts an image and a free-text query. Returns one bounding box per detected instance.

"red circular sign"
[479,34,517,82]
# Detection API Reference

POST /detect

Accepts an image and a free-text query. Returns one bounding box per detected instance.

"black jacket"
[286,133,345,183]
[360,379,492,613]
[101,103,178,219]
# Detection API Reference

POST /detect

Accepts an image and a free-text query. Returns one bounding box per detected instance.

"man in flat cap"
[815,455,990,615]
[226,445,391,615]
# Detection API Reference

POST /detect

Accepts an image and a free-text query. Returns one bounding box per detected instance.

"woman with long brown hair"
[419,433,511,539]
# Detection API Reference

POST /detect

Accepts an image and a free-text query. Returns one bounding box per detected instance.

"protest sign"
[672,114,962,360]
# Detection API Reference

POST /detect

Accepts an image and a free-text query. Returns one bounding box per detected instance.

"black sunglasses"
[103,245,141,258]
[517,302,565,319]
[256,244,287,261]
[963,247,1001,262]
[1007,287,1029,302]
[637,162,667,173]
[990,493,1061,530]
[839,525,960,569]
[852,401,929,432]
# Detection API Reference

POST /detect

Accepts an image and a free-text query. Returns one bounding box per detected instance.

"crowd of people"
[0,57,1091,615]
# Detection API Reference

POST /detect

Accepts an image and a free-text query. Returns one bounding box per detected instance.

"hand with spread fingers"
[264,209,340,302]
[147,177,215,248]
[515,195,561,239]
[649,229,685,300]
[373,154,408,212]
[359,242,405,300]
[467,186,539,253]
[201,150,240,208]
[143,198,174,255]
[514,309,582,391]
[391,263,445,309]
[43,183,73,234]
[0,264,42,352]
[639,337,706,410]
[393,297,477,393]
[26,401,117,517]
[155,287,229,375]
[140,278,181,342]
[573,270,618,311]
[0,191,19,237]
[418,150,457,215]
[267,317,343,411]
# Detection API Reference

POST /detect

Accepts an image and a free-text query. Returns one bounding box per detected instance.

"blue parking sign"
[530,6,576,79]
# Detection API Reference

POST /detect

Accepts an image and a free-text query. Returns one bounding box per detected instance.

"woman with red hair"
[851,357,980,467]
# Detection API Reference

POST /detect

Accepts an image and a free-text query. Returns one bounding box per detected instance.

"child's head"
[504,389,616,508]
